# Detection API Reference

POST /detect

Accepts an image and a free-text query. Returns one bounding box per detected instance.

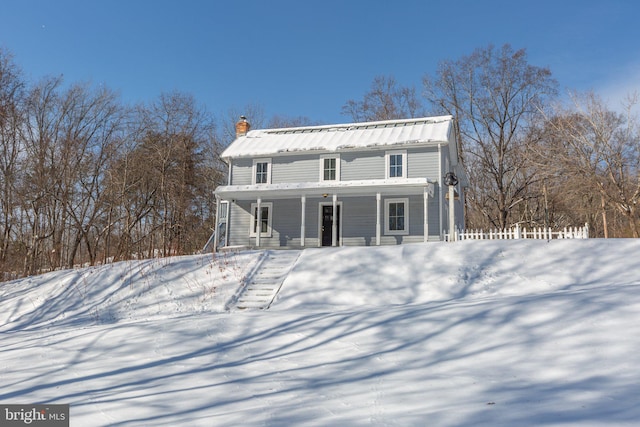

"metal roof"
[220,116,454,159]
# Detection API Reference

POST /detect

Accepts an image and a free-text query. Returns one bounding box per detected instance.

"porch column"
[376,192,381,245]
[225,202,230,247]
[449,185,455,242]
[332,194,338,247]
[213,196,221,253]
[438,144,443,239]
[300,195,306,247]
[423,187,429,243]
[256,197,262,247]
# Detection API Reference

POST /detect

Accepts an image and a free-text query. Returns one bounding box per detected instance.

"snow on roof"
[220,115,453,159]
[215,178,436,199]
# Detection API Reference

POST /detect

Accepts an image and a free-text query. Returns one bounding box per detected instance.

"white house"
[212,115,466,250]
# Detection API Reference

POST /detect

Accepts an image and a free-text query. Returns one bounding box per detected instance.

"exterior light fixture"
[444,172,458,187]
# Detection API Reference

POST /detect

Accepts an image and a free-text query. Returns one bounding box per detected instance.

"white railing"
[445,223,589,242]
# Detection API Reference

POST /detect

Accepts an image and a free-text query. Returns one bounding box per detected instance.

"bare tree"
[1,50,333,280]
[342,75,425,122]
[423,44,558,229]
[132,92,217,256]
[56,83,124,266]
[541,92,640,237]
[103,122,157,261]
[20,76,68,274]
[0,49,26,274]
[18,78,125,270]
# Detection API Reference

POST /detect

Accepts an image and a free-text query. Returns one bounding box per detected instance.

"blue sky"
[1,0,639,125]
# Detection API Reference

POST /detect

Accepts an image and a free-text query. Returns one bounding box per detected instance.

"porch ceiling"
[215,178,436,200]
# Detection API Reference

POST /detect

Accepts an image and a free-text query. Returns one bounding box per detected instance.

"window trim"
[252,158,272,184]
[319,154,341,182]
[385,150,407,179]
[249,202,273,237]
[384,198,409,235]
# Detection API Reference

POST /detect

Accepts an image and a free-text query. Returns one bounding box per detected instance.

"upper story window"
[386,150,407,179]
[253,158,272,184]
[320,154,340,181]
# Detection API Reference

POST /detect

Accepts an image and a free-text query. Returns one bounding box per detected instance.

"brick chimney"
[235,115,250,137]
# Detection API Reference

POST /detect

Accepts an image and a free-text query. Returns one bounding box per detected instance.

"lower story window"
[250,202,273,237]
[385,198,409,235]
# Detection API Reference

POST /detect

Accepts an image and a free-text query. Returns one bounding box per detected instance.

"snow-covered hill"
[1,240,639,426]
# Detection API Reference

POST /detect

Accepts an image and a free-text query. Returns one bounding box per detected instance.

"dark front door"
[321,205,340,246]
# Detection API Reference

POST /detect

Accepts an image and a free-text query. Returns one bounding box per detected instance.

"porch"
[213,178,440,251]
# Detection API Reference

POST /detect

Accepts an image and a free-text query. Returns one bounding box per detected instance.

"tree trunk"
[601,194,609,238]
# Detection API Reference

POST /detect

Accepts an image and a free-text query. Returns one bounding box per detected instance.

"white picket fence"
[445,223,589,242]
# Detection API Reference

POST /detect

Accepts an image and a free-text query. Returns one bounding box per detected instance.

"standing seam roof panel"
[220,116,453,159]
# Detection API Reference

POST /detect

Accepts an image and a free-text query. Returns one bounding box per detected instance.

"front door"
[321,205,340,246]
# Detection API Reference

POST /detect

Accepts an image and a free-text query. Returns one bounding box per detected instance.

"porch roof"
[215,178,436,200]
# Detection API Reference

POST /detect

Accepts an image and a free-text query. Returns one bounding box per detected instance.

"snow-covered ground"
[1,239,639,426]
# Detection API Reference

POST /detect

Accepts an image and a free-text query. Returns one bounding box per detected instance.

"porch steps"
[227,250,301,310]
